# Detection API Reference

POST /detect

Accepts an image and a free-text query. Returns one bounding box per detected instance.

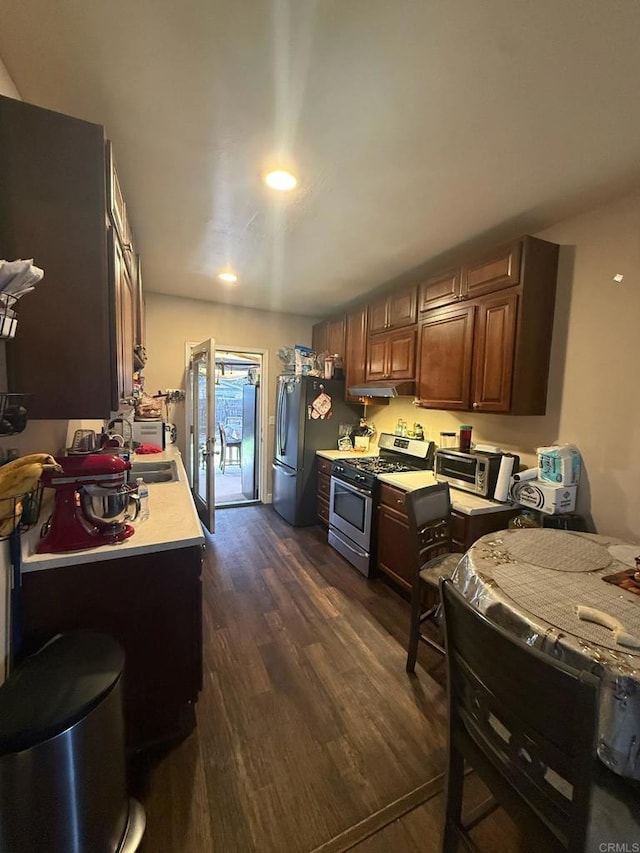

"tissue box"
[537,445,581,485]
[511,480,577,515]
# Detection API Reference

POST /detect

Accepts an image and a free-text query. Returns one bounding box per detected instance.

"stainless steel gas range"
[328,433,435,576]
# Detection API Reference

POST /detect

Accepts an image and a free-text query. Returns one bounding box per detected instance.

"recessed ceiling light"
[218,271,238,283]
[264,169,298,192]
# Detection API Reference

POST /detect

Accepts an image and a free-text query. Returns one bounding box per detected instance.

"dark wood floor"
[131,505,526,852]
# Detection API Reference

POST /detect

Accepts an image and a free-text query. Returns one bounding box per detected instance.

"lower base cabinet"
[317,457,332,525]
[21,544,203,752]
[376,484,520,591]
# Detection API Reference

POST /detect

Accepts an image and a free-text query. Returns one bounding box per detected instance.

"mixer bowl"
[80,484,139,529]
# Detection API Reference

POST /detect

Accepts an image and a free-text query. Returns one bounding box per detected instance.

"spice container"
[439,431,456,449]
[459,425,473,452]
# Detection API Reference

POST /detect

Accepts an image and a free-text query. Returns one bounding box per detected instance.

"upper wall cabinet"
[419,240,523,313]
[345,306,367,404]
[0,95,141,418]
[312,316,346,359]
[416,236,559,415]
[368,286,417,334]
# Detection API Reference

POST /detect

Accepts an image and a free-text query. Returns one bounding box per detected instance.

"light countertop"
[316,448,516,517]
[21,447,204,573]
[316,448,379,460]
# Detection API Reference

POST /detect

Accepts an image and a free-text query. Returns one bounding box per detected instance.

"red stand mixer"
[37,454,138,553]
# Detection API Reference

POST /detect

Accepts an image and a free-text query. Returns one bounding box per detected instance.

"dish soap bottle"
[136,477,150,522]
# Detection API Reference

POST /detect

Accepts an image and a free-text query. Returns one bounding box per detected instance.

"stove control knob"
[355,474,365,482]
[335,465,344,473]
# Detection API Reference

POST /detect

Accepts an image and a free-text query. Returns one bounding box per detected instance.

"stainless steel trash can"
[0,631,145,853]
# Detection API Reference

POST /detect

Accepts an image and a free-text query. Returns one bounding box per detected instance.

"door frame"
[184,342,269,505]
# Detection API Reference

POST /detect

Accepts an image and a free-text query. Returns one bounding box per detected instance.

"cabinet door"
[419,268,461,312]
[135,254,145,348]
[471,291,518,413]
[388,286,417,328]
[461,240,522,299]
[327,316,346,358]
[312,321,328,355]
[106,140,128,246]
[387,328,416,379]
[366,335,388,381]
[111,229,135,405]
[417,305,475,409]
[345,305,368,402]
[376,504,413,591]
[368,297,389,333]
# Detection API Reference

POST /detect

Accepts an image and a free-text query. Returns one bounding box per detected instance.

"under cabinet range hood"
[347,380,415,398]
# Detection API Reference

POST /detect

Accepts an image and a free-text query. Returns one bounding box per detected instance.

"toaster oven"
[434,448,504,498]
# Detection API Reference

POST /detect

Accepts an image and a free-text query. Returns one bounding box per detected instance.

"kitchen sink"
[129,460,178,484]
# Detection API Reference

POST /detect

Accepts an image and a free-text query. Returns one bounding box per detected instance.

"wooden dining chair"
[439,578,600,853]
[218,422,241,474]
[405,483,462,672]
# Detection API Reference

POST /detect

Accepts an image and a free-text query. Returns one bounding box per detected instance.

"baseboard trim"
[309,771,446,853]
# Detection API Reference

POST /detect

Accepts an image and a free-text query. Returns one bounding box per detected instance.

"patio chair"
[218,422,241,474]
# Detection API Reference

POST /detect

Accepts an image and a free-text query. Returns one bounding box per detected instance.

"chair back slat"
[441,579,599,853]
[404,484,452,577]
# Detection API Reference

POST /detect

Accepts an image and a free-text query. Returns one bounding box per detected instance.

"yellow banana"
[0,453,60,474]
[0,499,22,537]
[0,461,61,500]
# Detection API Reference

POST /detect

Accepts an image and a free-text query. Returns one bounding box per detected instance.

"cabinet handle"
[396,499,403,505]
[472,401,479,408]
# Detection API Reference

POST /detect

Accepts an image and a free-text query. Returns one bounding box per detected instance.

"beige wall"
[143,294,317,495]
[0,57,20,99]
[367,190,640,540]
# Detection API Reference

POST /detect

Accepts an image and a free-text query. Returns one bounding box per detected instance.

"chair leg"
[406,578,423,673]
[442,744,466,853]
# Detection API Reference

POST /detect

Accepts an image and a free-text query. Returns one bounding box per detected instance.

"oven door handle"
[331,477,372,498]
[330,531,368,558]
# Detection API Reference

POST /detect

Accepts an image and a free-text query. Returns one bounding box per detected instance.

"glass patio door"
[188,339,216,533]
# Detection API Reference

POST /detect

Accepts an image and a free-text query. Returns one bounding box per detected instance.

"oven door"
[329,476,373,552]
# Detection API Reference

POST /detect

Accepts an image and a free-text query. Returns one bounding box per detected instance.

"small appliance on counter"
[37,454,138,554]
[132,419,166,450]
[434,447,519,501]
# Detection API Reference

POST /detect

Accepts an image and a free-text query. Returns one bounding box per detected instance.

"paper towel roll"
[494,454,515,502]
[512,467,538,482]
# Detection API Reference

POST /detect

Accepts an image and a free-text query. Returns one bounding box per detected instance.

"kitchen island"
[19,447,205,752]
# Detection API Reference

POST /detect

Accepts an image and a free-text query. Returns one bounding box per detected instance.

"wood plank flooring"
[131,505,520,852]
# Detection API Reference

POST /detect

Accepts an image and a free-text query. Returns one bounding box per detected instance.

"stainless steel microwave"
[434,448,505,498]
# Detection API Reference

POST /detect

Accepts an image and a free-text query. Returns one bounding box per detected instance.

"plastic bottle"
[136,477,150,521]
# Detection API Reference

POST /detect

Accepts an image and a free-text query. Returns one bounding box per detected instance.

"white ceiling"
[2,0,640,317]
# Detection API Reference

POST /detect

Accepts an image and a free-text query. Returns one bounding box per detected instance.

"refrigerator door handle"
[280,384,288,456]
[272,462,296,477]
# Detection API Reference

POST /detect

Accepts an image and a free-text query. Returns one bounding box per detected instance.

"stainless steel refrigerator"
[272,374,359,526]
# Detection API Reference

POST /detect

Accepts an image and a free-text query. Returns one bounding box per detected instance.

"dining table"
[453,527,640,847]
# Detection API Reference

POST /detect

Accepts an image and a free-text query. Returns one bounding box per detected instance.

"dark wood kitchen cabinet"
[21,545,203,752]
[449,507,519,553]
[366,327,416,382]
[312,316,346,360]
[368,286,417,333]
[417,236,558,415]
[376,483,413,591]
[316,456,332,525]
[0,95,140,418]
[376,483,519,587]
[345,304,368,403]
[418,240,523,313]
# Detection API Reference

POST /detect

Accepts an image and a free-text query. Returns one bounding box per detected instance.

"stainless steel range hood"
[347,380,415,398]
